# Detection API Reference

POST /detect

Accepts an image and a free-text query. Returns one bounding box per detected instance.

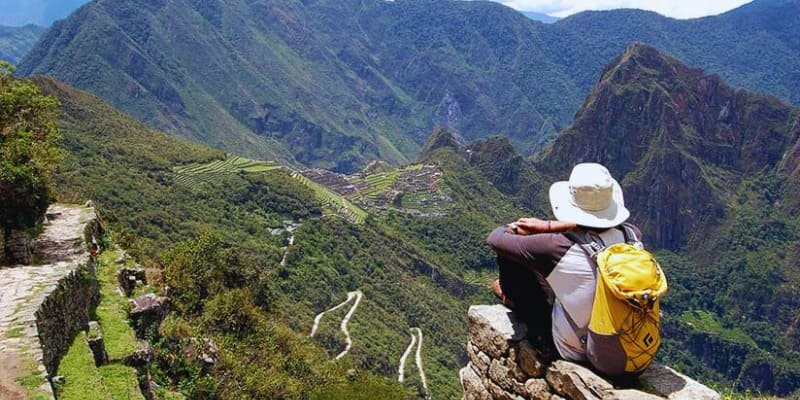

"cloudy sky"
[493,0,753,19]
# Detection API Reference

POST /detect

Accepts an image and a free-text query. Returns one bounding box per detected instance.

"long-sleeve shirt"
[487,224,643,361]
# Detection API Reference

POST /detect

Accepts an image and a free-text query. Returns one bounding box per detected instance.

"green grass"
[155,390,186,400]
[6,325,24,338]
[16,373,46,390]
[99,364,145,400]
[95,250,139,360]
[56,332,111,400]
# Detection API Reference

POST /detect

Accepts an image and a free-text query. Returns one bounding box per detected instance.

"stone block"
[468,342,491,374]
[118,267,147,296]
[488,358,527,394]
[639,363,720,400]
[523,378,551,400]
[516,339,550,378]
[603,389,664,400]
[87,321,108,366]
[486,378,526,400]
[461,365,492,400]
[546,360,613,400]
[468,305,527,359]
[130,293,166,339]
[124,340,153,368]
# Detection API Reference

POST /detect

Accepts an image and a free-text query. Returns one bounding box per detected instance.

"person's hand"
[512,218,577,234]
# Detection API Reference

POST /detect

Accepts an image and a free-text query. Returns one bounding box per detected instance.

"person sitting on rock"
[486,163,642,364]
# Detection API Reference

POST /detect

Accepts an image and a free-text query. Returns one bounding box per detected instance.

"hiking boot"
[492,279,515,309]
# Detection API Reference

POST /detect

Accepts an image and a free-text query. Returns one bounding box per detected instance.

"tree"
[0,61,61,264]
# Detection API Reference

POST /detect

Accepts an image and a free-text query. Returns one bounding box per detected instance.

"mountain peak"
[538,45,799,249]
[419,128,463,161]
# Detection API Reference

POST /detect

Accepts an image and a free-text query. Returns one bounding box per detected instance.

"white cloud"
[495,0,753,19]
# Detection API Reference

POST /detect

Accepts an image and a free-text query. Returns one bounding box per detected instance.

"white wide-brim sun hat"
[549,163,630,229]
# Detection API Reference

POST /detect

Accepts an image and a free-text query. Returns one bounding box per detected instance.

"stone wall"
[461,305,721,400]
[38,207,102,373]
[35,260,100,375]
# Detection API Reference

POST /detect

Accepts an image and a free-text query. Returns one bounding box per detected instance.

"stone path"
[0,205,95,400]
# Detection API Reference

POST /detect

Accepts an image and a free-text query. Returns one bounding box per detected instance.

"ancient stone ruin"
[461,305,720,400]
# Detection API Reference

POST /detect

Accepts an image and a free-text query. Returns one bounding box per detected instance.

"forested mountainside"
[0,25,45,64]
[17,0,800,172]
[37,75,525,398]
[483,43,799,395]
[25,40,800,397]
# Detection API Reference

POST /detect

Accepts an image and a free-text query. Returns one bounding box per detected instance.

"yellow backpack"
[565,224,668,377]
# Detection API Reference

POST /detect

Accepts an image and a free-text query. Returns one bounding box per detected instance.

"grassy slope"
[33,76,509,397]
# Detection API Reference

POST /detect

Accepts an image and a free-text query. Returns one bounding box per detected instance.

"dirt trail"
[0,204,95,399]
[334,291,363,360]
[308,291,363,360]
[398,329,417,383]
[397,328,430,398]
[413,328,430,398]
[309,293,353,338]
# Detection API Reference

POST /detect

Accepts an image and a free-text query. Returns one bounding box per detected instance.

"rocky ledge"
[461,305,720,400]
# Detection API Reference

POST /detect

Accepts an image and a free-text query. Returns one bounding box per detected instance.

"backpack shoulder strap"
[563,229,605,261]
[620,223,644,249]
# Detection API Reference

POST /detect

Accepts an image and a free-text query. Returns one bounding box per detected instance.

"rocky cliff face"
[461,305,720,400]
[537,43,800,249]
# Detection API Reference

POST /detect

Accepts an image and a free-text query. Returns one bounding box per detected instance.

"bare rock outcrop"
[461,305,720,400]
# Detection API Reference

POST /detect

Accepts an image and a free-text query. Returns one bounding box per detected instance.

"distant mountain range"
[16,0,800,172]
[0,25,45,64]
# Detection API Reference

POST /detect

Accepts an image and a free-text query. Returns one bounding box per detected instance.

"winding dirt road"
[308,290,363,360]
[397,327,430,398]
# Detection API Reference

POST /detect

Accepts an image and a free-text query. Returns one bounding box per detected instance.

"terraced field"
[291,172,368,224]
[173,157,447,223]
[173,156,281,185]
[352,164,423,199]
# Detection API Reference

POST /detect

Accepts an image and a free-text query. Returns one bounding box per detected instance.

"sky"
[492,0,753,19]
[0,0,90,27]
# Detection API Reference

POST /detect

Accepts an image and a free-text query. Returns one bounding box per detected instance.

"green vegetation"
[5,325,23,338]
[679,310,756,346]
[29,31,800,397]
[0,62,61,263]
[99,364,145,400]
[95,250,138,359]
[56,332,110,399]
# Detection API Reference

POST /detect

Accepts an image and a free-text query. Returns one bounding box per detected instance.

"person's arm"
[486,226,570,276]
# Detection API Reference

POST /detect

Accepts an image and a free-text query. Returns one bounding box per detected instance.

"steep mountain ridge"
[535,44,800,395]
[18,0,800,171]
[537,43,800,249]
